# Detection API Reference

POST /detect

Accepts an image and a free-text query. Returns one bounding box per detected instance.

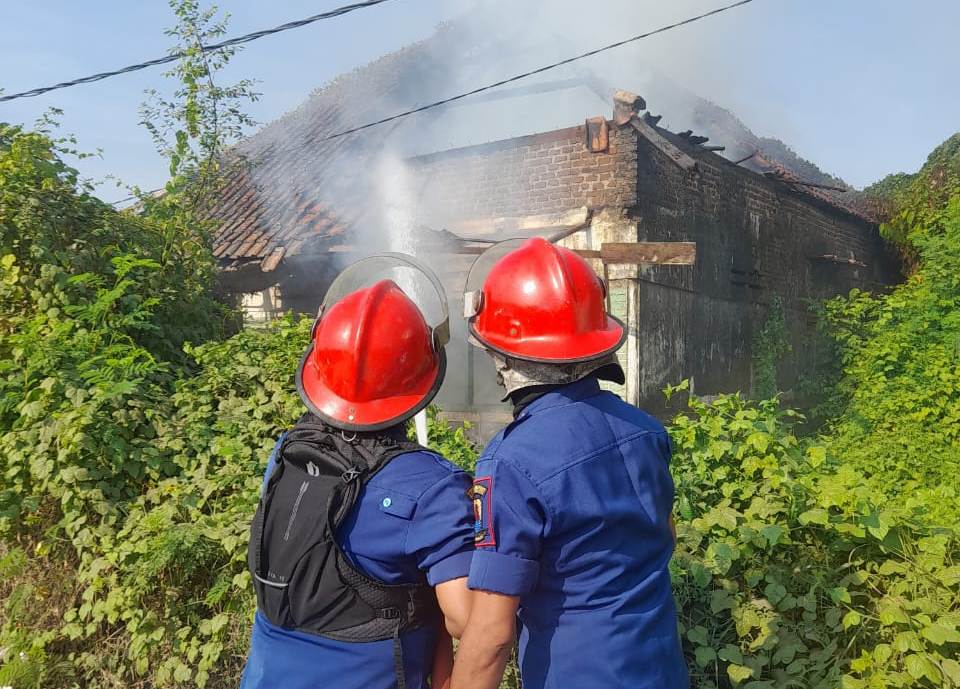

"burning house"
[207,25,899,437]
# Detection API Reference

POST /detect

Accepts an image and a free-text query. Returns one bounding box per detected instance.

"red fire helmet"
[465,237,625,363]
[296,255,449,432]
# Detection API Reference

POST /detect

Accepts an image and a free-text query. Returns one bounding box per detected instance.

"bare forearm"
[450,629,513,689]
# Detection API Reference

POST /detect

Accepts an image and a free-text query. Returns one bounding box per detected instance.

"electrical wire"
[0,0,398,103]
[320,0,756,141]
[106,0,757,204]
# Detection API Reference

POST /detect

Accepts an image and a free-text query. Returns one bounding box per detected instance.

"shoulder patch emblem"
[468,477,495,547]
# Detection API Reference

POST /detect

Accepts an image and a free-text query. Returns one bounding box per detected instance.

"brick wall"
[396,120,900,422]
[633,129,900,408]
[407,122,638,225]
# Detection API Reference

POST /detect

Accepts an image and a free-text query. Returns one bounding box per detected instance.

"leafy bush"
[0,122,235,687]
[818,135,960,526]
[872,134,960,267]
[751,297,791,400]
[669,391,960,688]
[2,110,958,689]
[62,318,309,687]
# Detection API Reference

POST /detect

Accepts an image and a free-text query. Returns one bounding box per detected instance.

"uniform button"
[382,497,392,508]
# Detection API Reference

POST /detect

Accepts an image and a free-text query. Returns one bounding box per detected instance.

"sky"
[0,0,957,198]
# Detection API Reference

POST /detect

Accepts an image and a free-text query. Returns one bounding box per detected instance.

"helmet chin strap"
[487,350,623,399]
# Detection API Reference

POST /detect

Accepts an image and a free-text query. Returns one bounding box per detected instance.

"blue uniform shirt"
[241,437,474,689]
[468,376,690,689]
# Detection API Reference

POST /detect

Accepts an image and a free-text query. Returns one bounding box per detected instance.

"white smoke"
[230,0,787,410]
[238,0,771,256]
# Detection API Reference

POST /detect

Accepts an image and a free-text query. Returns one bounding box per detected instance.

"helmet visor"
[321,253,449,349]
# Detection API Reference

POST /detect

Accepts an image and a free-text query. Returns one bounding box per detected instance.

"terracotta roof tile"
[205,29,469,271]
[207,22,872,272]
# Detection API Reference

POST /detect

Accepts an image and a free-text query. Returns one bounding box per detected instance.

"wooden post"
[625,278,641,407]
[598,241,696,408]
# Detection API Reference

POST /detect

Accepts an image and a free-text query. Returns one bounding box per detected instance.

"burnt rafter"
[628,116,698,172]
[764,172,849,193]
[610,90,698,173]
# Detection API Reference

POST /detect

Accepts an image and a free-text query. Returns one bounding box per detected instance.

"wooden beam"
[628,116,698,173]
[578,242,697,265]
[321,238,696,267]
[449,206,590,238]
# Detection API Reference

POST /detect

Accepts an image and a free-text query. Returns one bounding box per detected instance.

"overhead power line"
[0,0,397,103]
[107,0,757,205]
[321,0,757,141]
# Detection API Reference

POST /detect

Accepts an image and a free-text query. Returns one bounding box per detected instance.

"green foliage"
[875,133,960,268]
[139,0,259,214]
[751,297,791,400]
[63,317,309,687]
[0,122,230,537]
[670,392,959,689]
[818,134,960,525]
[0,113,237,684]
[411,406,479,473]
[0,0,256,679]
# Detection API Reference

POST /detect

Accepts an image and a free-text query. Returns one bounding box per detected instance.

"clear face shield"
[316,252,450,353]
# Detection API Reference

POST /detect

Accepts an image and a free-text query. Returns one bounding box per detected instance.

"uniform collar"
[509,384,564,418]
[514,375,603,421]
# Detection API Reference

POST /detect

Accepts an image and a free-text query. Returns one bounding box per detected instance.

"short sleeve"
[405,470,475,586]
[660,430,674,466]
[467,458,546,596]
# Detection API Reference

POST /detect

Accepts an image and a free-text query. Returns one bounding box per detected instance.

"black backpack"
[247,417,439,688]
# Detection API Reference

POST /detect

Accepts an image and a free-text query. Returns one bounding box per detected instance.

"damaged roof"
[207,24,875,272]
[748,152,877,224]
[206,31,464,270]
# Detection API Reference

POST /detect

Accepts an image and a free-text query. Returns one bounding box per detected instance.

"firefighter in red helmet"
[242,255,472,689]
[453,237,689,689]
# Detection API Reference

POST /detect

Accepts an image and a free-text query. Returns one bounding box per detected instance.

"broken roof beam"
[610,89,697,173]
[628,116,698,172]
[764,173,849,193]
